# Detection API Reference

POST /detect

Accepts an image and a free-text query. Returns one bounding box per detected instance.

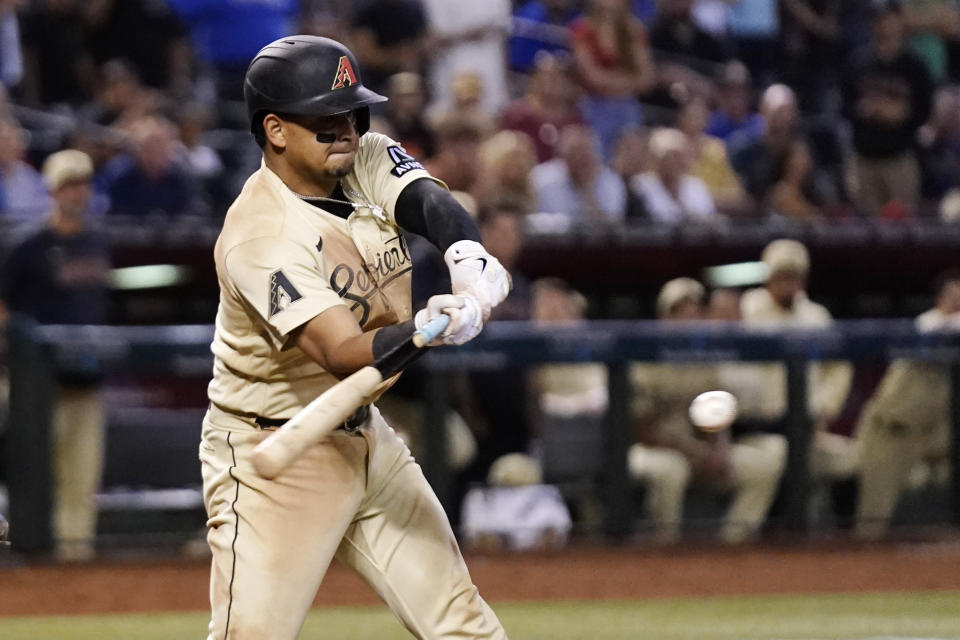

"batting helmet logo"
[332,55,358,90]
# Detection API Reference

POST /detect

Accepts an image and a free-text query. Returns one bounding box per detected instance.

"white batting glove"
[414,293,484,346]
[444,240,512,321]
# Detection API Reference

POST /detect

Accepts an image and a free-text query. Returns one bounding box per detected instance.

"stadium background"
[1,0,960,637]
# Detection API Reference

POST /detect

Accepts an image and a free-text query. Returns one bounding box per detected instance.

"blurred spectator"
[649,0,732,100]
[460,452,572,551]
[611,126,651,220]
[508,0,579,72]
[100,116,200,217]
[842,0,933,216]
[916,85,960,204]
[383,72,436,159]
[478,204,530,321]
[500,51,585,163]
[902,0,960,83]
[781,0,841,114]
[0,149,109,561]
[83,0,191,96]
[739,240,857,497]
[79,60,160,130]
[473,130,538,212]
[424,110,490,193]
[167,0,298,90]
[729,84,805,209]
[726,0,779,85]
[570,0,656,159]
[175,102,222,181]
[706,60,764,144]
[707,287,742,321]
[675,95,750,214]
[174,102,224,214]
[531,124,626,224]
[855,269,960,541]
[766,140,828,221]
[531,278,607,422]
[422,0,511,116]
[445,71,496,124]
[0,115,51,225]
[0,0,24,91]
[630,127,717,223]
[348,0,428,94]
[628,277,787,543]
[21,0,95,107]
[529,278,606,526]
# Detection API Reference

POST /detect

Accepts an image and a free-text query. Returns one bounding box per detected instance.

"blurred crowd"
[0,0,959,555]
[1,0,960,239]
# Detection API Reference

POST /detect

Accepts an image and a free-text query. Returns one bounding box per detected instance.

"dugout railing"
[4,318,960,551]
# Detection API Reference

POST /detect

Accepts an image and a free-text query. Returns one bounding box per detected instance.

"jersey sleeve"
[353,132,443,225]
[224,236,346,342]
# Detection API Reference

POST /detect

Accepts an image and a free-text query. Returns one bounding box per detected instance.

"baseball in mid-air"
[689,390,738,432]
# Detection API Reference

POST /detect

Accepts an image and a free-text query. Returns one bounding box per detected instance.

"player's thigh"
[729,434,787,485]
[628,444,692,489]
[338,411,506,639]
[201,418,368,639]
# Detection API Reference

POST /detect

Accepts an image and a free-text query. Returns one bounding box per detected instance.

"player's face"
[54,180,93,218]
[767,272,805,310]
[282,112,360,183]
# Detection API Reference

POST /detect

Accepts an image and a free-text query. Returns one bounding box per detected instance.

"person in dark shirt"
[348,0,428,94]
[21,0,96,107]
[0,149,110,561]
[842,0,933,216]
[82,0,191,95]
[100,116,200,217]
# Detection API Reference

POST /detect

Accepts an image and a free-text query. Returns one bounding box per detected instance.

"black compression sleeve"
[394,178,481,252]
[371,319,416,361]
[371,320,426,378]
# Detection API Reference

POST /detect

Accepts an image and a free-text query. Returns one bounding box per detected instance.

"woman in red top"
[570,0,656,160]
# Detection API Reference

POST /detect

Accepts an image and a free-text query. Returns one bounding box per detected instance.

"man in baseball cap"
[1,148,109,560]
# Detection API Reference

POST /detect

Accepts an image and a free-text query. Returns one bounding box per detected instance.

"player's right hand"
[414,294,484,346]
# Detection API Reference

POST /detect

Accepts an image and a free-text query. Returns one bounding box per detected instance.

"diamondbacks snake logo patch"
[332,56,358,90]
[269,270,303,317]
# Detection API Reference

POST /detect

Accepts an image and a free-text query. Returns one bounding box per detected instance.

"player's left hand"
[414,293,484,346]
[444,240,511,321]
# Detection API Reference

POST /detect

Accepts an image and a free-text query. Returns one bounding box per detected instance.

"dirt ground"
[3,541,960,617]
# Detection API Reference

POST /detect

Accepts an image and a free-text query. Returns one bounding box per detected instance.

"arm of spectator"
[632,24,657,95]
[809,360,853,425]
[655,61,715,102]
[571,36,641,96]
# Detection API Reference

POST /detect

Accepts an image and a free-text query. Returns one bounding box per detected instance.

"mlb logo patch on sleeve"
[269,270,303,317]
[387,146,424,177]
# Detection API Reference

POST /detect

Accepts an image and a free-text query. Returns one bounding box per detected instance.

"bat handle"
[412,313,450,348]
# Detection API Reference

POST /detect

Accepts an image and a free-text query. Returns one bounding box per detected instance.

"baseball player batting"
[201,36,511,639]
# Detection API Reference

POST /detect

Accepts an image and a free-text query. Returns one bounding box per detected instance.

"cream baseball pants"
[201,404,506,640]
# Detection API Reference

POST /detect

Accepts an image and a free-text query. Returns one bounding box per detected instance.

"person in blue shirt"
[167,0,300,100]
[508,0,580,72]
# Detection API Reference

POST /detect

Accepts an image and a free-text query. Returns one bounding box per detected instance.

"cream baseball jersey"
[207,132,437,419]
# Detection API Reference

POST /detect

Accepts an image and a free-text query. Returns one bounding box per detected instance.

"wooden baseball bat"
[251,314,450,480]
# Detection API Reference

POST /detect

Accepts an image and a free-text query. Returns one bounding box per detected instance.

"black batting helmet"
[243,36,387,143]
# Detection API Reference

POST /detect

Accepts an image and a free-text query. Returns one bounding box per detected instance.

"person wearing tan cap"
[0,149,110,561]
[628,277,787,544]
[739,239,857,520]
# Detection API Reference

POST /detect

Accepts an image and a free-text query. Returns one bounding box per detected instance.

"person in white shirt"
[421,0,512,117]
[631,127,717,224]
[531,124,626,225]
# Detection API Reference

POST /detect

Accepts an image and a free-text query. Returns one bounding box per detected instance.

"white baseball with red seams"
[689,390,739,432]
